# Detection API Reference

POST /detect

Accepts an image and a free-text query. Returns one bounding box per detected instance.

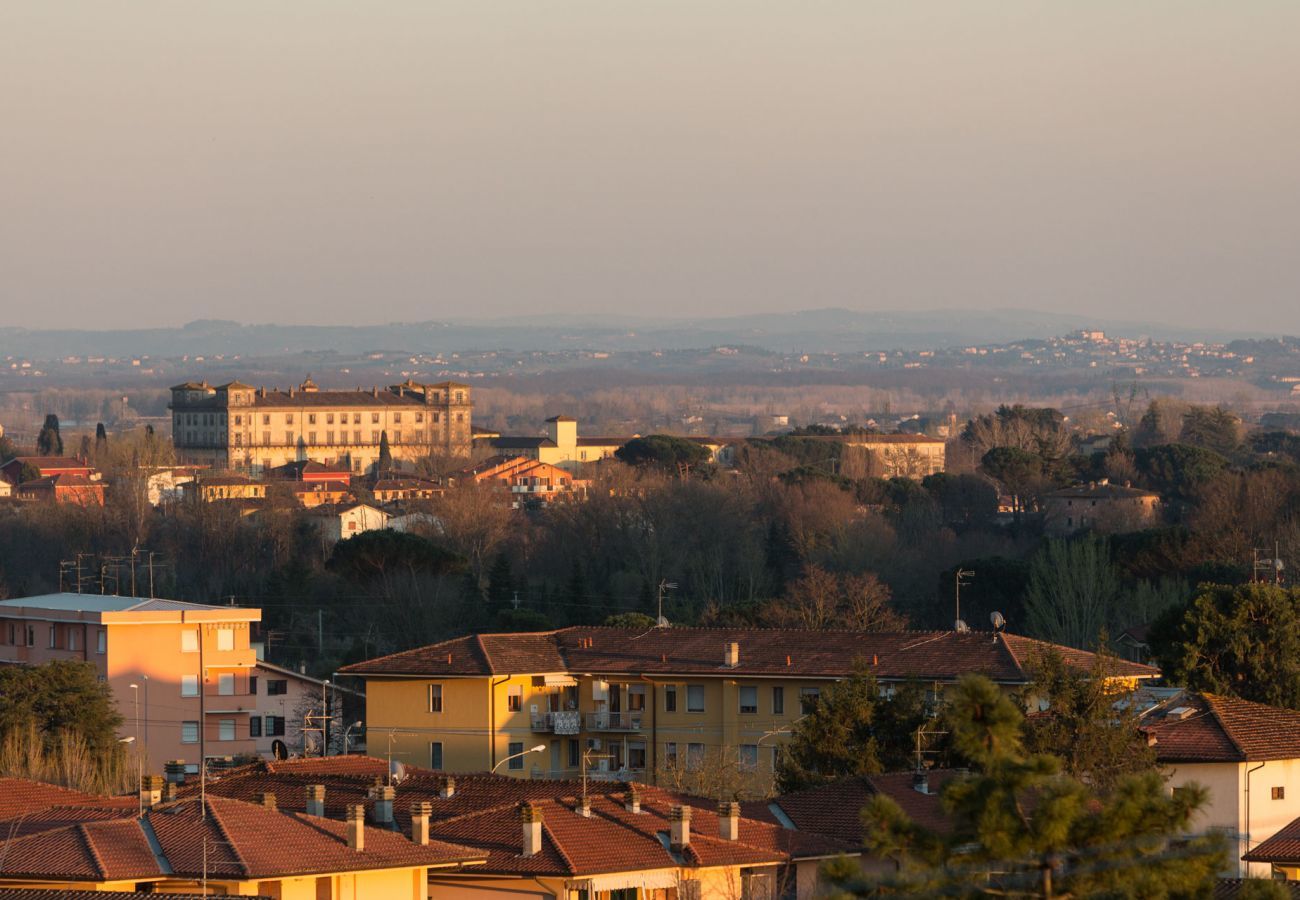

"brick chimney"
[259,792,277,811]
[163,782,177,804]
[163,760,186,784]
[625,786,641,814]
[140,775,164,810]
[520,803,543,857]
[718,801,740,840]
[410,801,432,846]
[669,805,691,849]
[577,795,591,818]
[373,785,395,825]
[439,777,456,799]
[346,804,366,851]
[724,642,740,668]
[306,784,326,818]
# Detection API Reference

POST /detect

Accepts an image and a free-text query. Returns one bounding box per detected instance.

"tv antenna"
[954,569,974,631]
[656,580,677,626]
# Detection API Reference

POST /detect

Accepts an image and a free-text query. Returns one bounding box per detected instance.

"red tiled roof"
[743,771,959,845]
[0,777,128,819]
[1244,814,1300,863]
[340,627,1157,682]
[1142,692,1300,763]
[0,817,161,880]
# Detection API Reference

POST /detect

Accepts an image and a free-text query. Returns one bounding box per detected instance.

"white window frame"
[181,721,199,744]
[181,675,199,698]
[181,629,199,653]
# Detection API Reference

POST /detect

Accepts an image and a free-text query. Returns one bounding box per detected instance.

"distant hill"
[0,308,1271,359]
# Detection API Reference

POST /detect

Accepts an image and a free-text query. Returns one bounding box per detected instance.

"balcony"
[585,711,644,732]
[530,710,581,735]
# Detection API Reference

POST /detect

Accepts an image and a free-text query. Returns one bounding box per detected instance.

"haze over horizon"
[3,3,1298,332]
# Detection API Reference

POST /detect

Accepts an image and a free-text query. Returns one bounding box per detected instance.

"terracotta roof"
[1046,482,1158,499]
[0,777,129,819]
[1,456,93,470]
[744,770,959,844]
[1243,814,1300,864]
[0,817,161,880]
[490,437,554,449]
[340,627,1157,682]
[1142,692,1300,763]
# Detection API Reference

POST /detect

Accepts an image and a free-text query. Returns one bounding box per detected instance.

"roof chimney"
[346,804,366,851]
[912,771,929,795]
[724,642,740,668]
[439,777,456,799]
[140,775,164,810]
[306,784,326,818]
[718,801,740,840]
[670,805,691,849]
[163,782,177,804]
[164,759,186,784]
[520,803,543,857]
[259,792,277,811]
[373,785,395,825]
[577,795,591,818]
[625,786,642,814]
[410,801,432,845]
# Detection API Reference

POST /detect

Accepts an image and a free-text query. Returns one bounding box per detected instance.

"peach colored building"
[0,592,261,775]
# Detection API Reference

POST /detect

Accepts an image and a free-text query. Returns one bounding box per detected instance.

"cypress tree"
[36,414,63,456]
[94,422,108,459]
[377,431,393,473]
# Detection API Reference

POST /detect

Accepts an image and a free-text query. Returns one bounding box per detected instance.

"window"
[181,721,199,743]
[371,430,380,442]
[800,687,821,715]
[371,413,380,424]
[628,742,647,770]
[507,685,523,712]
[508,741,524,770]
[181,629,199,653]
[265,715,286,737]
[627,684,646,712]
[664,685,677,712]
[428,684,443,713]
[96,629,105,653]
[568,739,580,768]
[308,431,317,444]
[416,412,424,423]
[263,414,271,425]
[1274,787,1286,800]
[687,685,705,713]
[353,430,362,443]
[218,673,235,696]
[249,717,262,738]
[430,742,444,770]
[5,622,13,644]
[394,412,402,423]
[772,686,784,715]
[219,719,235,741]
[326,431,334,444]
[216,628,234,651]
[394,431,402,443]
[308,414,317,425]
[181,675,199,697]
[739,744,759,769]
[353,413,361,424]
[249,676,258,695]
[738,686,758,714]
[326,413,334,424]
[48,625,57,649]
[686,743,705,770]
[665,742,678,767]
[267,679,288,696]
[25,625,34,647]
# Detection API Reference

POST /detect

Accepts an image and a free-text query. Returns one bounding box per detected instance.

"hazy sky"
[2,3,1298,331]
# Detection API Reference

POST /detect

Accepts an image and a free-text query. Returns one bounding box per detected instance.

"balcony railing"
[529,711,581,735]
[585,711,644,732]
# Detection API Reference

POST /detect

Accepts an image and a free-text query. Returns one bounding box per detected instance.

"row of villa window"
[3,621,106,653]
[426,739,772,774]
[179,714,286,743]
[427,683,820,716]
[181,410,462,429]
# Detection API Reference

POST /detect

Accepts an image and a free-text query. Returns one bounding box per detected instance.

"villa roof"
[340,626,1157,682]
[1141,691,1300,763]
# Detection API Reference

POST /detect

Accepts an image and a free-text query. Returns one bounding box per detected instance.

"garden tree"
[0,432,15,460]
[36,413,63,456]
[1132,399,1189,449]
[614,434,711,473]
[1022,537,1119,650]
[18,461,42,483]
[0,660,122,755]
[1148,583,1300,709]
[94,422,108,459]
[1179,405,1241,457]
[775,661,883,793]
[921,473,998,528]
[79,434,92,460]
[376,430,393,472]
[829,675,1225,899]
[428,484,514,582]
[485,552,515,617]
[1187,468,1299,565]
[978,446,1044,516]
[763,565,905,632]
[1021,648,1156,791]
[1134,443,1228,502]
[962,405,1073,473]
[327,529,465,582]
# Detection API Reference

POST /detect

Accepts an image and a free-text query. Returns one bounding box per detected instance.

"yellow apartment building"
[340,626,1155,793]
[0,592,262,774]
[169,377,473,476]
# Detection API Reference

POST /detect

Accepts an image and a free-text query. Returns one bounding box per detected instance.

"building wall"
[1042,495,1160,535]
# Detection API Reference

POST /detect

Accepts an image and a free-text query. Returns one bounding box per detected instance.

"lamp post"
[491,744,545,774]
[129,683,141,815]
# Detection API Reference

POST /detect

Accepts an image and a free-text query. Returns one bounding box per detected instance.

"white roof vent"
[1166,706,1195,720]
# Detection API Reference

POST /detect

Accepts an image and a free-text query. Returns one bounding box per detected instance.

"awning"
[573,869,681,892]
[542,674,578,687]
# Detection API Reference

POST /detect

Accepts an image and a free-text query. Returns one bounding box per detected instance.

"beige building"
[1042,480,1160,535]
[841,433,947,479]
[170,377,472,476]
[0,592,261,774]
[489,416,731,473]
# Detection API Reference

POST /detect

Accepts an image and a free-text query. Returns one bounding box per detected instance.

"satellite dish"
[954,619,970,633]
[656,616,670,628]
[990,611,1006,631]
[390,760,407,784]
[271,739,288,760]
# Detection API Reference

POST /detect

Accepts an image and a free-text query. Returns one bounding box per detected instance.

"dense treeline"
[0,401,1298,683]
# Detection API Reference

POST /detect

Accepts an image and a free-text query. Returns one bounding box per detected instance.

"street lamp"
[491,744,545,773]
[129,683,142,815]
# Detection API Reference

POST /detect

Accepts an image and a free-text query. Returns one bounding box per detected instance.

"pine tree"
[775,662,883,792]
[486,553,514,617]
[36,414,63,456]
[377,431,393,473]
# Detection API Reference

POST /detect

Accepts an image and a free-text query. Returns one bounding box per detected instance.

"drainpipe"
[1246,761,1266,869]
[490,676,509,770]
